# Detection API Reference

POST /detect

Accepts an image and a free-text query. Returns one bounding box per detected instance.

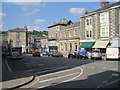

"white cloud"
[25,9,40,16]
[3,0,42,7]
[27,26,44,31]
[21,7,28,11]
[0,12,6,16]
[3,0,41,3]
[69,8,86,16]
[34,19,46,24]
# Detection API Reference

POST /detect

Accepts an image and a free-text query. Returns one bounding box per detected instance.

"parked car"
[51,52,63,57]
[48,51,54,57]
[77,49,88,59]
[68,52,77,58]
[32,51,40,57]
[91,49,102,60]
[42,52,49,56]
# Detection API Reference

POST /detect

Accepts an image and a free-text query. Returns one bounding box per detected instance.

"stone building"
[40,37,49,52]
[28,35,35,53]
[80,1,120,53]
[48,18,73,51]
[58,22,80,57]
[7,26,28,53]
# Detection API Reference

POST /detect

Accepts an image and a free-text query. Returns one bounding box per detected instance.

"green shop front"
[49,46,58,51]
[80,42,95,52]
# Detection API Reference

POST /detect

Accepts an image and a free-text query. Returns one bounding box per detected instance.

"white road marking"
[39,66,81,77]
[39,72,79,83]
[38,67,83,88]
[4,59,12,72]
[81,65,86,67]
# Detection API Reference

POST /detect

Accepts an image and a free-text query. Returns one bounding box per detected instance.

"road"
[2,54,120,88]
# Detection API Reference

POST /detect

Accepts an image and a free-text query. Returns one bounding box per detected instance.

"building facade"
[7,26,28,53]
[80,1,120,53]
[48,18,73,52]
[40,37,49,52]
[58,22,80,57]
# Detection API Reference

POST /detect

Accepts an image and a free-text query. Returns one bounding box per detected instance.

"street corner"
[2,76,34,89]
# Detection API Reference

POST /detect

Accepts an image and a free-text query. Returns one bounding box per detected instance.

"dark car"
[68,52,77,58]
[51,52,63,57]
[32,51,40,57]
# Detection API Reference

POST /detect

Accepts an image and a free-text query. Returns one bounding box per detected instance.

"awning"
[49,46,58,49]
[92,40,109,48]
[80,42,95,48]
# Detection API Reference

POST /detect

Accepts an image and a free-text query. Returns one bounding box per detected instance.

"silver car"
[91,49,102,60]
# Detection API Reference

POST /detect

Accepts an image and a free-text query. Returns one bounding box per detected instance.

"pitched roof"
[8,27,27,32]
[48,20,73,28]
[61,22,80,30]
[81,1,120,18]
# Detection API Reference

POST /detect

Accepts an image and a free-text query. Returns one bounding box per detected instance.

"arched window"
[70,43,72,52]
[65,43,67,51]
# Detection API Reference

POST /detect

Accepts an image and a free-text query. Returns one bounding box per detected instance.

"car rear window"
[93,51,100,53]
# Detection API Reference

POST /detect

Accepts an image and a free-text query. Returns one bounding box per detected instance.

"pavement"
[2,76,34,89]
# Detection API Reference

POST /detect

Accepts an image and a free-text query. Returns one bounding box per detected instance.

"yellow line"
[22,76,40,88]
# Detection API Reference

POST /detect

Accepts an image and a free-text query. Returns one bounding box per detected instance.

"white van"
[106,47,120,60]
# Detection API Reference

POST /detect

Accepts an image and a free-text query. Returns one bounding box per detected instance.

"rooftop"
[81,1,120,18]
[8,26,27,32]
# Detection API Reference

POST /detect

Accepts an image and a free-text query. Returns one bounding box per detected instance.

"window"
[74,30,77,36]
[106,27,109,36]
[90,19,92,25]
[69,31,71,37]
[86,30,92,38]
[70,43,72,52]
[65,43,67,51]
[101,27,109,37]
[86,19,89,25]
[60,33,62,38]
[16,32,20,40]
[90,30,92,37]
[75,43,77,51]
[86,31,89,38]
[64,32,66,37]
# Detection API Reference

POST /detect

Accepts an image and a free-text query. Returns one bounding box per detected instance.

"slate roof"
[61,22,80,30]
[81,1,120,18]
[48,20,73,28]
[8,27,27,32]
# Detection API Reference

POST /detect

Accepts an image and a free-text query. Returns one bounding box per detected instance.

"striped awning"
[92,40,109,48]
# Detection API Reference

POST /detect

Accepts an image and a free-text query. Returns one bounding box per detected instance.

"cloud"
[25,9,40,16]
[27,26,45,31]
[0,12,6,16]
[3,0,43,6]
[3,0,41,3]
[34,19,46,24]
[69,8,86,16]
[21,7,28,11]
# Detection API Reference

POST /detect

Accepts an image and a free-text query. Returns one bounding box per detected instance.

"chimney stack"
[100,0,109,8]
